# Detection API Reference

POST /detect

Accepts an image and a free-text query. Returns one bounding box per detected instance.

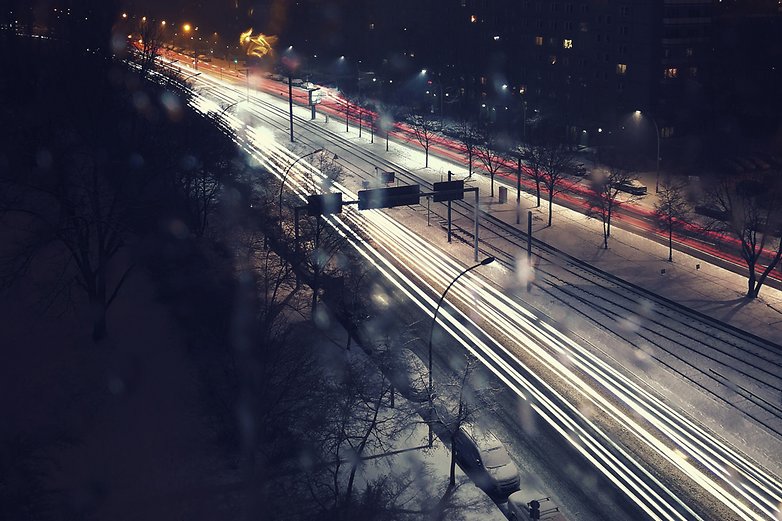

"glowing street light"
[183,23,191,32]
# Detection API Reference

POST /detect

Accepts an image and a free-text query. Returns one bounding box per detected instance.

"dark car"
[453,423,520,498]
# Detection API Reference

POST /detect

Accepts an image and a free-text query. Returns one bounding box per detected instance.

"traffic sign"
[379,171,395,184]
[433,180,465,202]
[358,185,420,210]
[307,192,343,216]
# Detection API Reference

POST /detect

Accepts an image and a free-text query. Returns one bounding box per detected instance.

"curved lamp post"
[278,148,323,228]
[427,256,495,447]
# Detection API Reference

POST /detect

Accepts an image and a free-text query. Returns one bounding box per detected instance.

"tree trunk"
[490,172,494,197]
[535,178,541,207]
[547,190,554,226]
[91,295,107,341]
[449,436,457,487]
[668,225,673,262]
[747,267,757,299]
[425,147,429,168]
[468,148,473,178]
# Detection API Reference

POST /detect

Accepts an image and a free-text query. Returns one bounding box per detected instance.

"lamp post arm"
[279,148,324,223]
[426,260,485,447]
[651,116,661,193]
[425,257,493,447]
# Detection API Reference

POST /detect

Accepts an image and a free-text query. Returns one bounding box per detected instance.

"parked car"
[565,162,588,177]
[694,205,729,221]
[453,423,520,498]
[615,179,647,195]
[290,78,306,87]
[507,490,566,520]
[377,348,430,402]
[270,73,285,82]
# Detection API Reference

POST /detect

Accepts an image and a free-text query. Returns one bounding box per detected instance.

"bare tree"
[586,162,641,249]
[0,149,133,341]
[653,179,691,262]
[407,111,440,169]
[306,355,414,518]
[435,354,499,491]
[309,149,344,193]
[455,117,481,178]
[522,142,546,208]
[474,126,506,198]
[173,113,239,237]
[137,18,165,79]
[704,174,782,298]
[541,143,577,226]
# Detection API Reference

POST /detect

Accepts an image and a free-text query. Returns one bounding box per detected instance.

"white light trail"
[161,63,782,521]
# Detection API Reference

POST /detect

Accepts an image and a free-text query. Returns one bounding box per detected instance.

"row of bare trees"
[401,108,782,299]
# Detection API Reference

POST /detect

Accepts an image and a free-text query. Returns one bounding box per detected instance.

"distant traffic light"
[528,499,541,520]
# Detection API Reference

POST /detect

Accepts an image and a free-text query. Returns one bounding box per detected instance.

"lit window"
[519,84,527,95]
[369,23,375,30]
[661,126,674,138]
[563,39,573,49]
[470,14,477,23]
[664,67,678,78]
[616,63,627,75]
[550,55,557,65]
[686,48,693,57]
[535,36,543,46]
[689,66,698,77]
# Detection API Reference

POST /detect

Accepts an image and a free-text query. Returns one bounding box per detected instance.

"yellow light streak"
[239,28,277,58]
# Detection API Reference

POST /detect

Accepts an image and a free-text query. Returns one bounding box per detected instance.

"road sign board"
[379,171,395,184]
[433,180,465,202]
[358,185,420,210]
[307,192,343,216]
[308,87,322,105]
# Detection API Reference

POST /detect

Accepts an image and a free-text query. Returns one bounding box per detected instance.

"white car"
[453,423,520,498]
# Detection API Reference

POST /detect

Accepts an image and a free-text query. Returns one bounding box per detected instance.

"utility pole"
[447,170,453,243]
[527,210,533,292]
[288,72,294,142]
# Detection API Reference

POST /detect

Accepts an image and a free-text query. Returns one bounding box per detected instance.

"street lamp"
[426,256,495,447]
[278,148,324,228]
[420,68,444,125]
[634,110,661,193]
